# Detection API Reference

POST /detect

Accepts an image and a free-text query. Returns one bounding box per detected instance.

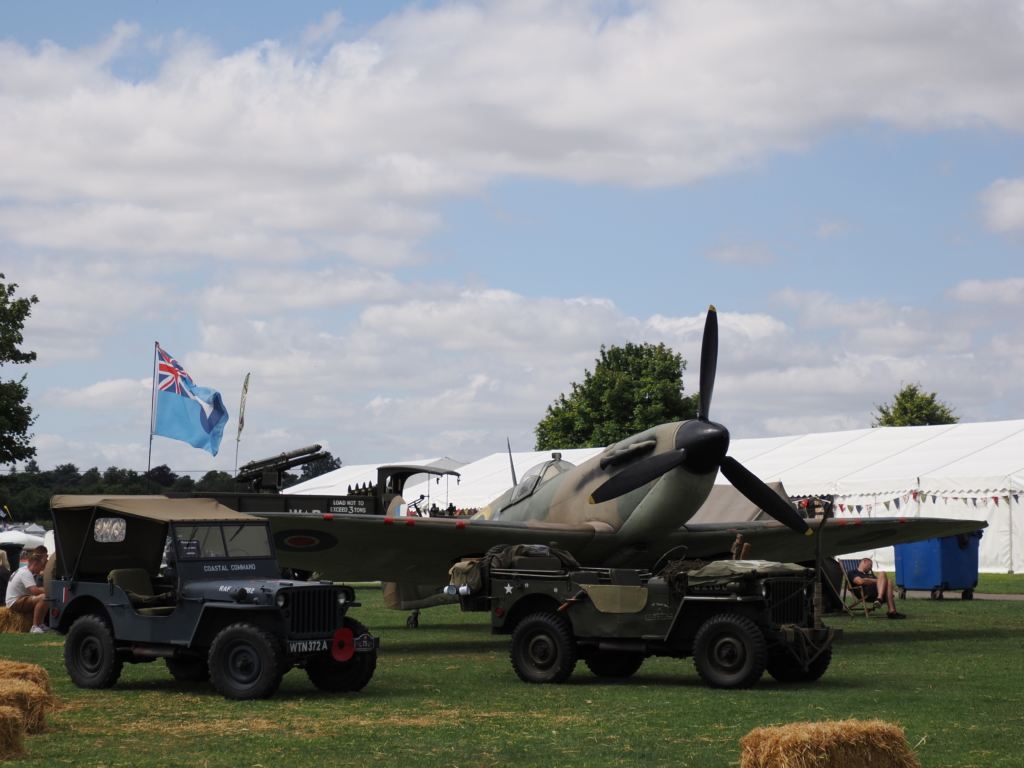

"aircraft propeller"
[589,306,811,536]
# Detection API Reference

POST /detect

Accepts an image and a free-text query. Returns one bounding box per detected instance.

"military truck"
[46,495,378,700]
[447,545,838,689]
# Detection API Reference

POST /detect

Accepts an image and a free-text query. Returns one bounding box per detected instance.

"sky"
[2,0,1024,478]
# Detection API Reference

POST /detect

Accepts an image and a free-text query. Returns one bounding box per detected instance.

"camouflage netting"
[661,559,810,596]
[660,560,709,597]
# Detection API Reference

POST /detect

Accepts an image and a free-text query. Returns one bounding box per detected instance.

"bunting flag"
[894,498,900,510]
[992,496,999,506]
[884,500,890,511]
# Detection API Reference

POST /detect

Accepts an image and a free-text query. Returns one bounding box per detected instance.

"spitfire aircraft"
[199,307,986,619]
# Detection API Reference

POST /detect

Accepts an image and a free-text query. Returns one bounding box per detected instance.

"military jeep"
[46,495,378,700]
[449,544,838,689]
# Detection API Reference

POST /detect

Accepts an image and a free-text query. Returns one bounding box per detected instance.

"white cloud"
[817,219,855,239]
[2,2,1024,263]
[39,378,151,410]
[946,278,1024,305]
[980,177,1024,232]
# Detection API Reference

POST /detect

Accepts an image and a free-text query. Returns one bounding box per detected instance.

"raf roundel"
[273,529,340,553]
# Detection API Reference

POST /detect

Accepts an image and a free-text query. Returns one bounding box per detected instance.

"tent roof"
[288,457,464,496]
[50,495,258,522]
[723,420,1024,497]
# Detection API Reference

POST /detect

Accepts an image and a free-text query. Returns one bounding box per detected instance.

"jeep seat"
[108,569,176,616]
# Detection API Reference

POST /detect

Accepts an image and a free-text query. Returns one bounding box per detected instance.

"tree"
[873,383,959,427]
[300,451,342,481]
[535,342,699,450]
[145,464,179,488]
[0,273,39,466]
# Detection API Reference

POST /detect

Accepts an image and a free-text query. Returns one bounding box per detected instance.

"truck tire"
[166,655,211,682]
[765,646,832,684]
[693,614,766,689]
[584,651,644,679]
[305,618,377,693]
[64,614,124,689]
[510,612,577,684]
[209,623,284,700]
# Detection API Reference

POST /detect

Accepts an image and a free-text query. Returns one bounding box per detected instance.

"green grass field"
[2,590,1021,768]
[976,573,1024,594]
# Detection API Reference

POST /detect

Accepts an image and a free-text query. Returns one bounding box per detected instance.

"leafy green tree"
[300,451,342,481]
[535,342,698,450]
[145,464,179,488]
[0,273,39,466]
[873,383,959,427]
[195,470,236,492]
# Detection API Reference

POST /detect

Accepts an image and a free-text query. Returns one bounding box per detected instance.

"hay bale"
[0,661,60,715]
[0,608,32,634]
[740,719,920,768]
[0,706,26,761]
[0,679,53,734]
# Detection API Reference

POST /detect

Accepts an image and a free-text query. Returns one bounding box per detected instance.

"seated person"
[6,553,50,633]
[846,558,906,619]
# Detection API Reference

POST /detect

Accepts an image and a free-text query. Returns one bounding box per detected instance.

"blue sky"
[3,1,1023,476]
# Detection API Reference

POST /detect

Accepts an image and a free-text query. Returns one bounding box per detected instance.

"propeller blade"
[589,450,687,504]
[719,456,811,535]
[698,306,718,422]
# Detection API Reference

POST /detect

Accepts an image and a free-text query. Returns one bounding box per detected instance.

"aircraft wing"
[263,513,597,585]
[664,516,989,563]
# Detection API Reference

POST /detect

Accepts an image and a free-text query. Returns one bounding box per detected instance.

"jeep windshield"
[173,523,273,560]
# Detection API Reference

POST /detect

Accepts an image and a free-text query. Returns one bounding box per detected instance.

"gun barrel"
[238,444,322,474]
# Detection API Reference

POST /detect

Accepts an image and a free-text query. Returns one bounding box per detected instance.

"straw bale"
[0,608,32,634]
[0,706,26,761]
[0,679,53,734]
[740,719,920,768]
[0,661,61,716]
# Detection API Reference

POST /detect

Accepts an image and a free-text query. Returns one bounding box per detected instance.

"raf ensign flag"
[152,344,229,456]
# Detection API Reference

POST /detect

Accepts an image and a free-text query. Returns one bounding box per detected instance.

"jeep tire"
[693,614,767,689]
[65,614,124,689]
[510,612,577,684]
[209,623,284,700]
[305,617,377,692]
[166,654,211,683]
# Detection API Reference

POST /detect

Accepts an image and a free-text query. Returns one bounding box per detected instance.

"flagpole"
[147,342,159,493]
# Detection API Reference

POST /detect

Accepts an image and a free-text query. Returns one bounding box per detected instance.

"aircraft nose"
[676,420,730,475]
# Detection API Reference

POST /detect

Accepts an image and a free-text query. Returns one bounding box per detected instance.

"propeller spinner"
[589,306,811,536]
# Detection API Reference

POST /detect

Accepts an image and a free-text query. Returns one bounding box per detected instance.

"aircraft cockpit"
[509,454,576,504]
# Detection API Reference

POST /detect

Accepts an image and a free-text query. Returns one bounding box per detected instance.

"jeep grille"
[286,587,339,638]
[765,578,808,625]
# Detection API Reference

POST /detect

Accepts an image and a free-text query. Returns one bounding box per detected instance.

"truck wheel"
[305,618,377,693]
[765,646,833,684]
[166,655,211,682]
[693,614,766,689]
[209,623,284,700]
[64,614,124,689]
[962,589,974,600]
[510,612,577,684]
[584,651,644,679]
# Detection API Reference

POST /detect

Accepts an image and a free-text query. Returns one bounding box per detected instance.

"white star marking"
[504,583,513,594]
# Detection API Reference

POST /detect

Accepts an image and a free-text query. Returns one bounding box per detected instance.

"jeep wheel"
[693,614,766,689]
[65,614,124,689]
[209,623,284,700]
[510,612,577,684]
[765,646,832,684]
[585,651,644,679]
[166,655,211,682]
[306,618,377,692]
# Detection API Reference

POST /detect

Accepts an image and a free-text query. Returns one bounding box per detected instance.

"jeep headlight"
[337,593,347,607]
[276,592,288,608]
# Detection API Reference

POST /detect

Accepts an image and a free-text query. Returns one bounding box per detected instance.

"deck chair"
[839,559,876,617]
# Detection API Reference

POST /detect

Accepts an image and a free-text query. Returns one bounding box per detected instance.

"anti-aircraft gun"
[235,444,331,493]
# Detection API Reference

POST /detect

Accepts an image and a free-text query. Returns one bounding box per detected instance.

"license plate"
[287,638,331,654]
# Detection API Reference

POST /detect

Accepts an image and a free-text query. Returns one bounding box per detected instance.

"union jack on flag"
[157,345,195,396]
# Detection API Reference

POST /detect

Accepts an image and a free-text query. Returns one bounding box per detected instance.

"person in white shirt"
[6,553,49,632]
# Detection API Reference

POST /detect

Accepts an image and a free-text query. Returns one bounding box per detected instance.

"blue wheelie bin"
[894,531,983,600]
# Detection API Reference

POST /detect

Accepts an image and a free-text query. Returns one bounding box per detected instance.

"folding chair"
[839,558,875,617]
